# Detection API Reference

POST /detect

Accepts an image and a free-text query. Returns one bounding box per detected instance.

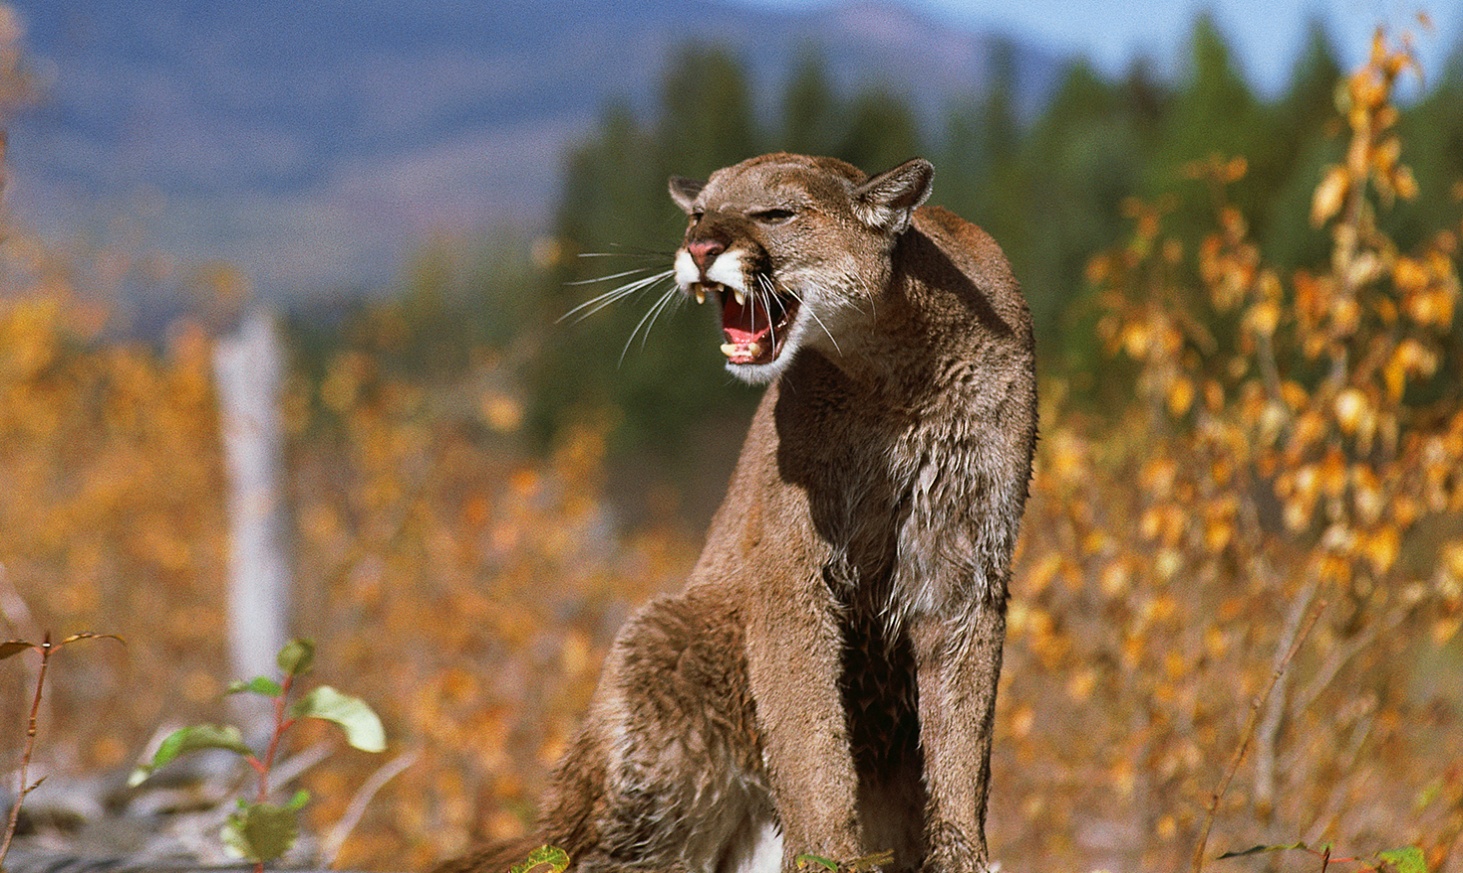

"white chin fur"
[725,358,785,385]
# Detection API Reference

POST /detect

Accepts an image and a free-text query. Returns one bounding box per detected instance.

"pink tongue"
[722,294,770,344]
[725,324,769,344]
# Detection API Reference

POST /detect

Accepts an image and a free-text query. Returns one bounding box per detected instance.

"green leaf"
[227,676,284,697]
[795,854,840,872]
[128,724,254,786]
[0,640,35,660]
[285,788,311,811]
[1376,846,1427,873]
[276,638,315,677]
[1217,842,1307,860]
[510,845,570,873]
[289,685,386,752]
[222,801,300,863]
[1415,778,1443,811]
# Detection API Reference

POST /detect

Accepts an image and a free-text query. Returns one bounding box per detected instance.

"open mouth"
[693,281,801,366]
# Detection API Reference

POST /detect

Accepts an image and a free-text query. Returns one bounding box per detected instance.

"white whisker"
[773,277,841,355]
[566,266,660,286]
[757,274,777,354]
[577,252,666,259]
[620,286,682,366]
[579,245,674,259]
[559,269,676,323]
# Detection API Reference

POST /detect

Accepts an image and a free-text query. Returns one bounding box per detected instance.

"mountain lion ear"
[669,176,705,214]
[853,158,933,235]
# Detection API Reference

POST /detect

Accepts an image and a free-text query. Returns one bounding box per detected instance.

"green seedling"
[129,638,385,871]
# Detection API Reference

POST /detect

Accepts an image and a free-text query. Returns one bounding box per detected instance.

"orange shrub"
[993,30,1462,872]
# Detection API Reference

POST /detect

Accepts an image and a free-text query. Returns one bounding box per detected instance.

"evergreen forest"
[331,15,1463,483]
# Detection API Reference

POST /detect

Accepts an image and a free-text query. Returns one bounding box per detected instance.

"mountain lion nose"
[688,238,725,272]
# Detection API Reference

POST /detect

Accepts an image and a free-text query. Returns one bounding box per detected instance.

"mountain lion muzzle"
[434,153,1037,873]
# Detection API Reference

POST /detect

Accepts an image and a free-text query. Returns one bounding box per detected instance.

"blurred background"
[1,0,1461,870]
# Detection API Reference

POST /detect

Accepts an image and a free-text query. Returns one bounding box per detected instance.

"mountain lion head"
[669,153,933,384]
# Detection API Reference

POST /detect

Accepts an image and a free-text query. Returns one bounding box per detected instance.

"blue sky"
[747,0,1462,96]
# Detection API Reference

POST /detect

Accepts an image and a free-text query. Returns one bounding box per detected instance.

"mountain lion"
[435,154,1037,873]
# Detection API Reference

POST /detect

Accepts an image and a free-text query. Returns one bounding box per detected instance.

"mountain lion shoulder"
[434,153,1037,873]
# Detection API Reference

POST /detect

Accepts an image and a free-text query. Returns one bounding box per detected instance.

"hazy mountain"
[7,0,1062,300]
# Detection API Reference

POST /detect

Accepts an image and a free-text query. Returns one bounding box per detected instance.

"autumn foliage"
[999,31,1463,871]
[1,25,1461,873]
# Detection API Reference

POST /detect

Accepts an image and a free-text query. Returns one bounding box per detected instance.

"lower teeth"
[720,342,763,360]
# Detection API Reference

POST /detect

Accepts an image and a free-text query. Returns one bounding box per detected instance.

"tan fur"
[434,154,1036,873]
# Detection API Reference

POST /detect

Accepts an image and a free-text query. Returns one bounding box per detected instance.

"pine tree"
[780,47,844,156]
[838,86,922,173]
[657,45,761,178]
[1261,19,1345,270]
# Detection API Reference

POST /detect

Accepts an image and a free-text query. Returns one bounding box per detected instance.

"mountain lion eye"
[751,208,795,224]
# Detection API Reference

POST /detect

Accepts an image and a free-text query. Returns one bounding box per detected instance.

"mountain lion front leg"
[745,571,863,871]
[908,603,1006,873]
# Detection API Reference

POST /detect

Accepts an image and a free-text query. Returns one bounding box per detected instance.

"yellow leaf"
[1433,616,1462,645]
[1301,409,1334,448]
[1067,668,1097,702]
[1394,166,1419,200]
[1405,290,1444,326]
[1364,528,1400,574]
[1332,297,1361,335]
[1027,554,1063,595]
[560,630,593,675]
[1334,388,1368,434]
[1311,166,1349,227]
[1009,704,1035,738]
[1444,542,1463,582]
[1245,300,1280,337]
[1167,377,1195,416]
[1204,379,1225,412]
[1392,256,1428,290]
[1384,356,1407,402]
[1353,475,1385,525]
[480,392,524,433]
[1280,381,1309,410]
[1100,561,1131,596]
[1156,549,1182,581]
[1283,499,1311,532]
[1204,519,1233,552]
[1121,322,1150,358]
[1204,627,1229,658]
[1163,651,1187,680]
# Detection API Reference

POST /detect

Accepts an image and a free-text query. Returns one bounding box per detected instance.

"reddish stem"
[0,633,53,865]
[239,671,297,873]
[256,672,295,803]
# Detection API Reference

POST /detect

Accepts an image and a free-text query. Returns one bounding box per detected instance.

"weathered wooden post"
[213,309,292,743]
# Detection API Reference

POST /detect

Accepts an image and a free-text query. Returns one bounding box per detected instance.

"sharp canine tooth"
[734,288,746,305]
[720,343,739,359]
[695,288,706,304]
[747,342,762,358]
